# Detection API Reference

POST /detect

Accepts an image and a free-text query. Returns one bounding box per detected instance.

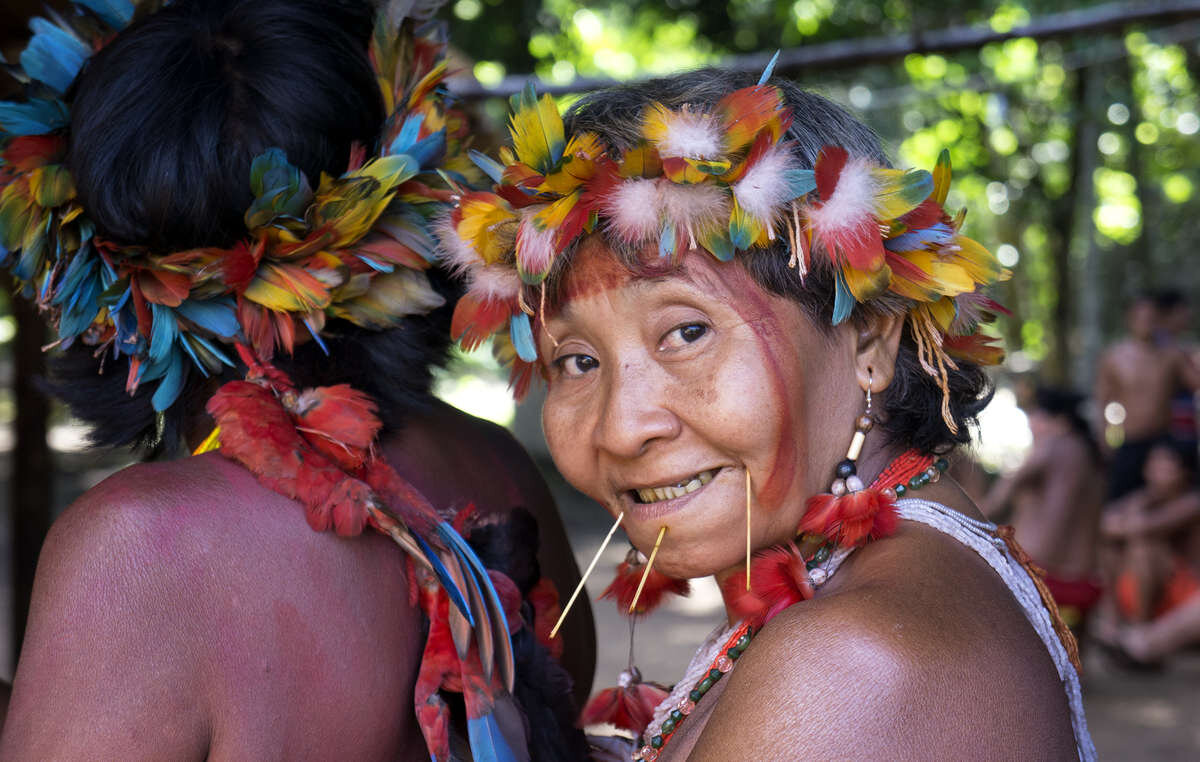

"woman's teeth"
[635,469,717,503]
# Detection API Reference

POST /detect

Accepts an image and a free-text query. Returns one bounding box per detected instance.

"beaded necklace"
[632,451,949,761]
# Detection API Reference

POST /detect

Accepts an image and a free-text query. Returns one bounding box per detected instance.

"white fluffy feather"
[469,265,523,301]
[515,212,557,277]
[732,144,795,222]
[658,110,722,159]
[602,177,662,244]
[432,213,484,275]
[661,182,729,235]
[806,156,878,234]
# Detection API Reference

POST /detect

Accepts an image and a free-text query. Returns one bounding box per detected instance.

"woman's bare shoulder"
[690,522,1077,760]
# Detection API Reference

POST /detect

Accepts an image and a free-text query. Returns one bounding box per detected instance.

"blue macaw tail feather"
[466,714,519,762]
[437,522,516,692]
[22,18,90,94]
[412,530,474,626]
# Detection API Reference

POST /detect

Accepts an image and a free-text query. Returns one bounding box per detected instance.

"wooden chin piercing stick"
[550,510,625,638]
[628,525,668,614]
[746,468,752,591]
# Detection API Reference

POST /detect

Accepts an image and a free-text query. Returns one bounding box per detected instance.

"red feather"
[222,239,264,292]
[899,198,945,231]
[815,145,849,201]
[580,670,668,733]
[799,488,898,547]
[451,291,513,351]
[601,550,690,617]
[721,542,813,623]
[528,577,564,660]
[290,384,382,471]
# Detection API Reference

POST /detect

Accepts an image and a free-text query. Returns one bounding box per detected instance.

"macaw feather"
[944,331,1005,365]
[243,262,332,313]
[871,166,933,221]
[21,17,90,94]
[716,84,787,154]
[452,290,514,352]
[0,98,70,136]
[509,311,537,363]
[456,193,518,266]
[329,268,444,329]
[932,148,952,206]
[508,84,564,175]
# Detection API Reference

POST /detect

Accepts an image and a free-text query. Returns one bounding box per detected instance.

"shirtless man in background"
[985,387,1106,633]
[1096,296,1199,499]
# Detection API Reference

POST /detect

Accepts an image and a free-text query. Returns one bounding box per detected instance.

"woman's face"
[540,239,862,579]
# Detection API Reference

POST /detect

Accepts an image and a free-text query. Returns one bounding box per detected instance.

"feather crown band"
[439,60,1011,405]
[0,0,465,412]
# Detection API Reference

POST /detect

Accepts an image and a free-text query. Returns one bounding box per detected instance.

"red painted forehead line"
[542,236,675,316]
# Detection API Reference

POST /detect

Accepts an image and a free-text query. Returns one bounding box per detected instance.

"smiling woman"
[440,66,1095,760]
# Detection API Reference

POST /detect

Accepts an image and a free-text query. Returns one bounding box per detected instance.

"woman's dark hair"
[51,0,453,453]
[551,68,992,454]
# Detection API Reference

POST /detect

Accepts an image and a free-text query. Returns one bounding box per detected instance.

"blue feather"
[76,0,135,28]
[21,19,90,93]
[176,297,239,337]
[884,223,954,252]
[466,715,519,762]
[470,149,507,185]
[832,268,854,325]
[148,304,179,365]
[0,99,70,136]
[405,131,446,169]
[783,168,817,199]
[703,230,734,262]
[758,50,781,85]
[509,312,537,362]
[178,335,210,377]
[188,333,236,369]
[151,351,186,411]
[412,531,473,624]
[303,318,329,355]
[437,522,515,671]
[658,222,676,259]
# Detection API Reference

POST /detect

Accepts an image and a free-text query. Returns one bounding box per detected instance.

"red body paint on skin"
[685,257,800,509]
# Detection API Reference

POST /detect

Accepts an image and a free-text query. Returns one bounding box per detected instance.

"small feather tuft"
[601,177,662,244]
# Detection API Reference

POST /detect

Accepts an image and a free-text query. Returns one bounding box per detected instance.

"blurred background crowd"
[2,0,1200,757]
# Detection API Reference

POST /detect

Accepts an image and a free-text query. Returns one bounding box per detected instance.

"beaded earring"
[798,371,900,548]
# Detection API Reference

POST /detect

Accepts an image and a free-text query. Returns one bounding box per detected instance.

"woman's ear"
[853,313,904,393]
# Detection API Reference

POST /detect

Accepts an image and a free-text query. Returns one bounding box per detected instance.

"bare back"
[0,403,589,759]
[1010,433,1104,578]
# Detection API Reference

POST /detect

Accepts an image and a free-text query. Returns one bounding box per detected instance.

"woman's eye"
[556,354,599,377]
[662,323,708,350]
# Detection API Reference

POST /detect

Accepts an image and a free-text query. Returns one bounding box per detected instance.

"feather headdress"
[438,58,1009,429]
[0,4,530,760]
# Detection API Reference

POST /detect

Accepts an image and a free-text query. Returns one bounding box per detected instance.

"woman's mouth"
[631,468,719,504]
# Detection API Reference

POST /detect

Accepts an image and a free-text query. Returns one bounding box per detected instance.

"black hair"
[1153,288,1187,313]
[49,0,453,454]
[1032,385,1101,463]
[1148,435,1198,476]
[550,68,992,454]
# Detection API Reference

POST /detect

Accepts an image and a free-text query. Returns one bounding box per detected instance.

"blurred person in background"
[984,387,1105,638]
[1095,295,1199,500]
[1099,439,1200,653]
[1154,289,1200,453]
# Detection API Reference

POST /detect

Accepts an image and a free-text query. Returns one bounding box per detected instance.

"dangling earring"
[798,369,899,548]
[582,537,688,733]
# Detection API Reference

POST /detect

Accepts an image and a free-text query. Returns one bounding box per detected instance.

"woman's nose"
[593,360,680,459]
